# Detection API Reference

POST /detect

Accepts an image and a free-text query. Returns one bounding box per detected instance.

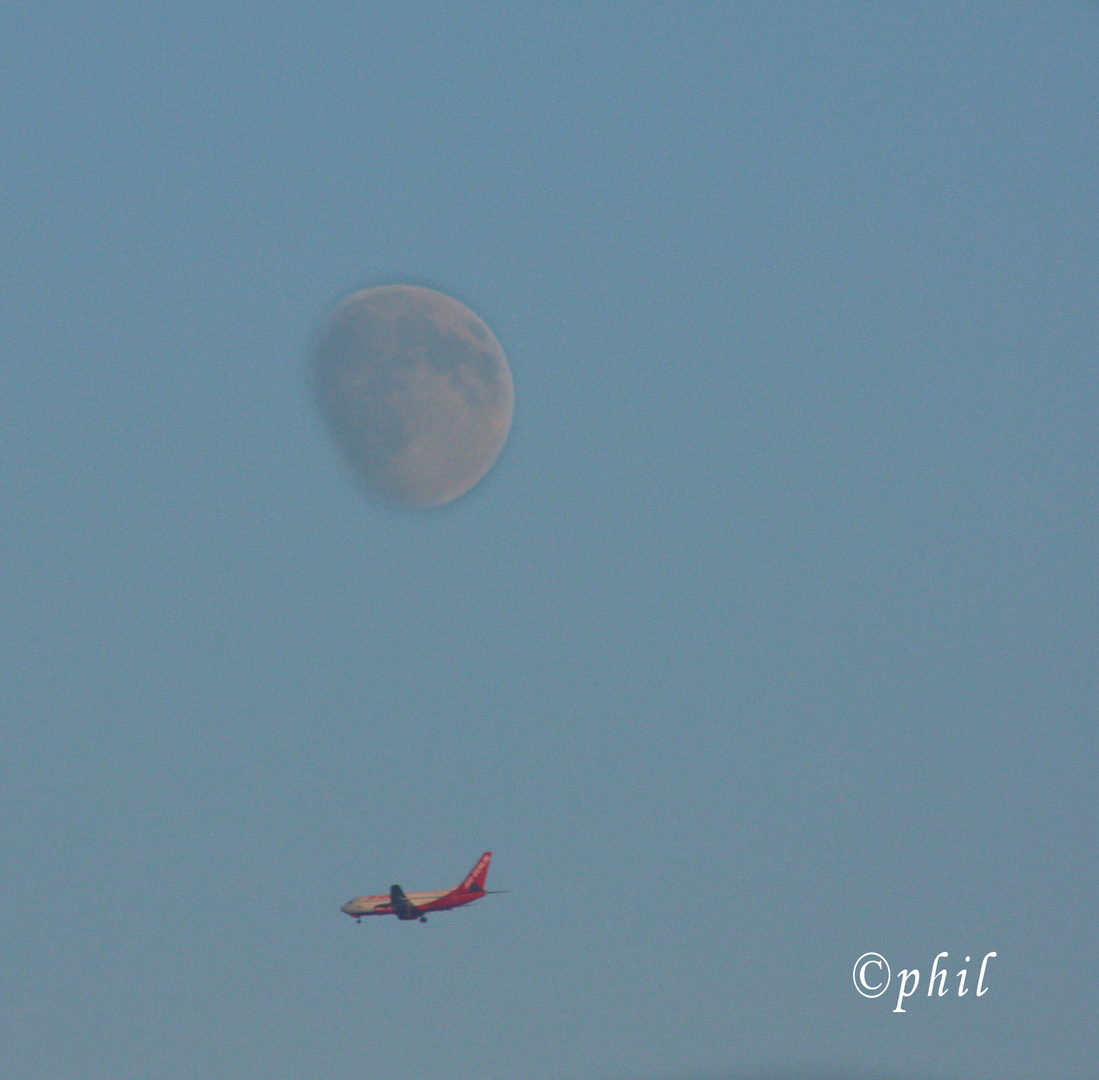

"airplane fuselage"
[341,887,482,918]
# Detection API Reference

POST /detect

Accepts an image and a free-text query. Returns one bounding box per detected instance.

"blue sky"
[2,4,1097,1079]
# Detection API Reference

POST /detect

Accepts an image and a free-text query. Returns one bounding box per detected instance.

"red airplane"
[340,852,501,923]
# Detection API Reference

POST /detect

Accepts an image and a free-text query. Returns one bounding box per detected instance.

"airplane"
[340,852,501,923]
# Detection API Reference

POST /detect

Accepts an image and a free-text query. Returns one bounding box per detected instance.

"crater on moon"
[314,285,514,508]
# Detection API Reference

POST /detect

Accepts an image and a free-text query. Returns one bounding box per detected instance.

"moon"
[313,285,514,507]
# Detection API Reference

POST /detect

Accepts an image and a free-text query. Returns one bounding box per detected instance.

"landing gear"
[419,916,428,923]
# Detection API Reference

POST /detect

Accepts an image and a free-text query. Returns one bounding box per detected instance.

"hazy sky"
[2,4,1097,1079]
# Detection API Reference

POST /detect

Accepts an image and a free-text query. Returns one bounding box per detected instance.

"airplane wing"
[389,884,420,920]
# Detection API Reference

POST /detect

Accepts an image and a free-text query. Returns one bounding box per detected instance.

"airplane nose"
[340,902,354,914]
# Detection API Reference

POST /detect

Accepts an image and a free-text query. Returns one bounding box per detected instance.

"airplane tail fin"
[459,851,492,894]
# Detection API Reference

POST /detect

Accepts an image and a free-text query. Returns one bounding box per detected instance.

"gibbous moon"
[313,285,514,507]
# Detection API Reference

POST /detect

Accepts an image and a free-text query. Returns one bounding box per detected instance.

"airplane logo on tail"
[340,852,502,923]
